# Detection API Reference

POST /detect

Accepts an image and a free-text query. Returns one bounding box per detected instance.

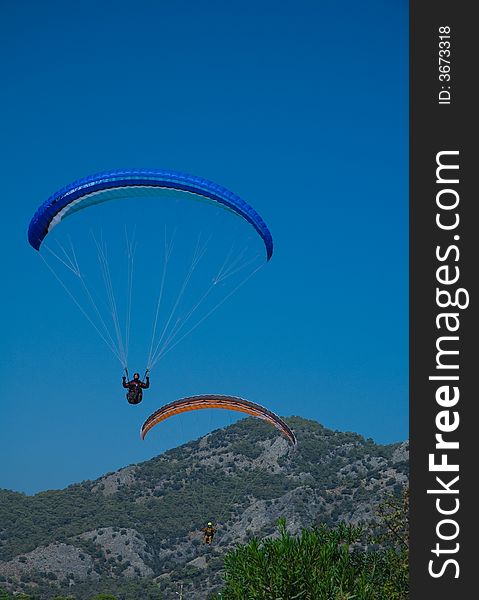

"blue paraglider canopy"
[28,168,273,260]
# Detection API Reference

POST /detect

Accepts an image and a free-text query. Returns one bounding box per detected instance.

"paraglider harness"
[202,524,216,545]
[123,369,150,405]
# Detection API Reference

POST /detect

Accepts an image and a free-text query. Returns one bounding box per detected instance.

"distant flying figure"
[201,522,216,545]
[123,372,150,404]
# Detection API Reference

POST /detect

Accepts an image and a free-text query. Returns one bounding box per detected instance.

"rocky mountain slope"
[0,417,408,599]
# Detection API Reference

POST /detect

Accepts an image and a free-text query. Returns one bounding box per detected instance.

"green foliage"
[371,486,409,551]
[53,578,162,600]
[214,518,408,600]
[229,441,262,459]
[367,486,409,599]
[0,587,12,600]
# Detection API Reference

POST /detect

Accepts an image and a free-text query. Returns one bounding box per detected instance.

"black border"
[410,2,476,596]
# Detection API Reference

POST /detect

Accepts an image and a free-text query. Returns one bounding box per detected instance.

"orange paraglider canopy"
[140,394,296,445]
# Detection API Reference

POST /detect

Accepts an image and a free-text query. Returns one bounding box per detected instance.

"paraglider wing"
[28,169,273,260]
[140,394,297,445]
[27,169,274,372]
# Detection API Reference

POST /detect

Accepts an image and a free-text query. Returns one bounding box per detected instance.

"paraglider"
[201,522,217,545]
[122,371,150,404]
[28,169,274,380]
[141,395,296,530]
[140,394,297,446]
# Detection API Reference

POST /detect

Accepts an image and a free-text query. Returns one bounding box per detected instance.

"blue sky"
[1,0,408,494]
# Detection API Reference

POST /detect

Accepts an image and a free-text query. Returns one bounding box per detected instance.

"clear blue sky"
[1,0,408,494]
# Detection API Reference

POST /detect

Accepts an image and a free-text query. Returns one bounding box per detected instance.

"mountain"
[0,417,408,599]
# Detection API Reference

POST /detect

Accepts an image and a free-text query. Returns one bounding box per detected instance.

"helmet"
[207,522,212,526]
[133,372,140,379]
